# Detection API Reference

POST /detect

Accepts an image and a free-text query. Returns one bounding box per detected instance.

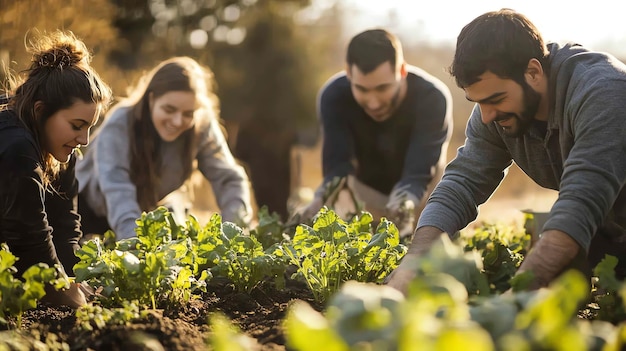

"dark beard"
[501,81,541,138]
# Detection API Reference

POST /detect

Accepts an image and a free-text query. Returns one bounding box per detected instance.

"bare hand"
[384,254,419,296]
[384,227,447,295]
[386,200,416,239]
[516,229,581,289]
[293,196,324,222]
[41,282,87,309]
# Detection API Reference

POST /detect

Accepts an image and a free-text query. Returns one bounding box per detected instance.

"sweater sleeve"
[196,118,252,224]
[317,83,355,196]
[45,156,82,275]
[544,79,626,252]
[0,137,62,276]
[393,83,452,201]
[417,105,513,235]
[91,111,142,239]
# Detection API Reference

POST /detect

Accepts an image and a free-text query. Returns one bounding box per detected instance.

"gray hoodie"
[418,43,626,255]
[76,106,252,240]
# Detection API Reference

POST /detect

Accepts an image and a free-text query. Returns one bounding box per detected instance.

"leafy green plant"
[285,277,494,351]
[461,224,528,293]
[76,300,148,331]
[276,208,406,304]
[591,255,626,322]
[0,244,69,327]
[74,208,208,308]
[207,221,286,293]
[249,206,289,249]
[405,234,491,297]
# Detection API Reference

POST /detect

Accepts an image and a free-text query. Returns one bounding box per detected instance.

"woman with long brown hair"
[0,30,112,307]
[76,57,252,240]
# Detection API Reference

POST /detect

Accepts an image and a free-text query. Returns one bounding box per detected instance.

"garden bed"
[16,279,318,350]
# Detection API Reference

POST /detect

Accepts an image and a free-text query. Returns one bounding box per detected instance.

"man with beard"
[296,28,452,237]
[386,9,626,294]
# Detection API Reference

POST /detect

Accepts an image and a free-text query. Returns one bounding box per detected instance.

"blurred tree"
[0,0,119,92]
[225,1,320,219]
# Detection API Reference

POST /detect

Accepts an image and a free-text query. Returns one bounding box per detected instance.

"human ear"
[34,101,45,119]
[525,58,544,85]
[345,64,352,80]
[399,61,407,78]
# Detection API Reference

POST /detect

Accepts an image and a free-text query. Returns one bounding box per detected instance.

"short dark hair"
[449,8,550,87]
[346,29,403,74]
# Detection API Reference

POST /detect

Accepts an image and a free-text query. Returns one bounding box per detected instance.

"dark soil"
[8,279,320,351]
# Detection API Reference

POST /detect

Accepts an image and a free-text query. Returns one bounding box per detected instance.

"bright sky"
[338,0,626,57]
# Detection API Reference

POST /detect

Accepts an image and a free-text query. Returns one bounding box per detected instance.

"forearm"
[407,225,446,256]
[517,229,581,289]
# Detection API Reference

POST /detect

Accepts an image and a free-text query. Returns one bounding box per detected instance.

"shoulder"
[0,110,39,159]
[92,105,133,141]
[193,109,224,142]
[549,43,626,88]
[405,65,451,98]
[318,72,352,104]
[0,135,41,178]
[100,105,133,130]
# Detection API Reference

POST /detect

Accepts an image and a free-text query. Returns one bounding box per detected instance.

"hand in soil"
[41,282,87,309]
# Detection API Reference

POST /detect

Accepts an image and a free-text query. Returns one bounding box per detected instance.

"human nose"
[171,112,183,127]
[479,104,497,124]
[76,129,90,147]
[364,94,382,111]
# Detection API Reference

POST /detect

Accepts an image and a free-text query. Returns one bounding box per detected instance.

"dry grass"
[187,140,558,229]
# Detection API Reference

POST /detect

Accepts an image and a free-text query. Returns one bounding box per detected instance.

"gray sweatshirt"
[76,106,252,239]
[419,43,626,254]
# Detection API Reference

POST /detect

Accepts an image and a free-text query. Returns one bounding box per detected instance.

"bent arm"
[417,105,513,235]
[393,85,452,202]
[197,118,252,224]
[91,115,142,239]
[316,84,355,197]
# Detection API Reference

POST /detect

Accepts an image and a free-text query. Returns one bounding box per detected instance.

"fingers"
[292,197,323,222]
[41,283,87,309]
[384,266,415,296]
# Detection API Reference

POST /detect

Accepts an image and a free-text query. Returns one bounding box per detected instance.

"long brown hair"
[117,57,218,210]
[3,30,111,186]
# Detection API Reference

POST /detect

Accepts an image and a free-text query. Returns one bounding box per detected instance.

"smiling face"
[43,100,99,163]
[149,91,197,142]
[347,61,407,122]
[464,71,541,138]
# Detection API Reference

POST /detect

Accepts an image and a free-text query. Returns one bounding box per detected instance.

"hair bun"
[35,46,81,69]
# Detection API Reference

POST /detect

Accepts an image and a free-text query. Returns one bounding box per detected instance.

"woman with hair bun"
[76,57,252,240]
[0,30,112,308]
